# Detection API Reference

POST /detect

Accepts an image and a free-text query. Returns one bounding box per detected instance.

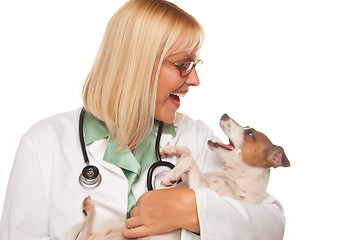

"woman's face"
[154,49,200,123]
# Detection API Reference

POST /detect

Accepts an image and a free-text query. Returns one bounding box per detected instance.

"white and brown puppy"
[161,113,290,203]
[68,114,290,239]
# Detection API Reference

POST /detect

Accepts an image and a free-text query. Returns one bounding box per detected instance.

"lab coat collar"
[83,111,176,145]
[84,113,178,179]
[87,132,177,180]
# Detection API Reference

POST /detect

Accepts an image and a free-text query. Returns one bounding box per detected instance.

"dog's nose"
[221,114,230,121]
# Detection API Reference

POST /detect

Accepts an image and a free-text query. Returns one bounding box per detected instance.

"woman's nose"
[185,69,200,86]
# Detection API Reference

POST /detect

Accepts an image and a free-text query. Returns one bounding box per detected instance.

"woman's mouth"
[169,92,186,103]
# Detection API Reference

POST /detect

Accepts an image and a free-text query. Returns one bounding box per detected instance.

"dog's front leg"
[66,196,95,240]
[161,155,207,189]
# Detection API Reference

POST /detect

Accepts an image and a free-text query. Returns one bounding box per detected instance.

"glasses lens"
[181,60,203,77]
[181,62,195,77]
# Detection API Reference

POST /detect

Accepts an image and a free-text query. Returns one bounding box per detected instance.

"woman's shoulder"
[174,112,208,127]
[26,108,81,137]
[174,112,214,138]
[172,113,220,165]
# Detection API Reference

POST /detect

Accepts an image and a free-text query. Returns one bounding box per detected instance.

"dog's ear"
[267,146,290,168]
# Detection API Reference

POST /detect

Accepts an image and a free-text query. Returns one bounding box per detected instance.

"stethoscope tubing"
[79,108,102,189]
[78,108,176,191]
[79,108,90,165]
[146,120,175,190]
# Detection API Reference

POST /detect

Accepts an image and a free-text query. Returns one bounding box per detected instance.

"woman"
[0,0,286,239]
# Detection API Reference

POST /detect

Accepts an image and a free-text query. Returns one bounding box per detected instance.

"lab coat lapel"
[159,133,174,147]
[159,120,178,147]
[87,139,127,180]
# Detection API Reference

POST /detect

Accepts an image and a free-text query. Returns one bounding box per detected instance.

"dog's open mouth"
[207,139,234,151]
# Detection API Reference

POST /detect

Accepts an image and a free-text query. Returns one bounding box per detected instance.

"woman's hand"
[122,188,200,238]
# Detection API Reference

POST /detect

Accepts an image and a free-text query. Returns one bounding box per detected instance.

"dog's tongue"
[220,140,234,150]
[208,140,234,151]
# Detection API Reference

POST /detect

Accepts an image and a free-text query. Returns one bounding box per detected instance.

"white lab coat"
[0,109,285,240]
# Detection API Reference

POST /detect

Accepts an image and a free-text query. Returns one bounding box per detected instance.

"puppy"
[67,114,290,239]
[161,114,290,203]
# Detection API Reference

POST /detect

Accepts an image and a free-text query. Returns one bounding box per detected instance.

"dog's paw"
[160,146,192,159]
[161,176,179,187]
[82,196,94,218]
[161,168,179,187]
[160,146,182,158]
[161,166,190,187]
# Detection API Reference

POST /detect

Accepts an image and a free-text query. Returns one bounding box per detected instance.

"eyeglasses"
[165,59,203,78]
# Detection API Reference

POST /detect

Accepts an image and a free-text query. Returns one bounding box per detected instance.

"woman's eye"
[183,62,193,71]
[174,64,182,70]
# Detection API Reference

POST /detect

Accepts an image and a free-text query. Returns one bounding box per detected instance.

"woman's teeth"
[171,93,186,97]
[169,93,185,102]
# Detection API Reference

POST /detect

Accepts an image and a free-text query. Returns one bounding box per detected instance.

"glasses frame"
[165,59,203,78]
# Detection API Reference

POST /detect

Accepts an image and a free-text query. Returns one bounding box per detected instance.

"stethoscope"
[78,108,176,191]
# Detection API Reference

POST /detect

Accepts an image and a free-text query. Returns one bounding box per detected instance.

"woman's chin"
[155,111,176,124]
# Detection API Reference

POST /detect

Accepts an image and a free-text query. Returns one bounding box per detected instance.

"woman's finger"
[125,216,142,229]
[122,225,152,239]
[129,205,140,218]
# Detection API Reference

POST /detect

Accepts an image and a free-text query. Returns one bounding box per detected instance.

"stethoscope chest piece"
[79,165,102,189]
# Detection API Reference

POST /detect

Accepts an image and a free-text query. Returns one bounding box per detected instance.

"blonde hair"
[82,0,204,150]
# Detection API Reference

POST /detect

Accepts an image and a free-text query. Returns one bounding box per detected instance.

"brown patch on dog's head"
[241,128,290,168]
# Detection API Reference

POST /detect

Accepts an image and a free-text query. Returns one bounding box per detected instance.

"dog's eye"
[245,129,255,139]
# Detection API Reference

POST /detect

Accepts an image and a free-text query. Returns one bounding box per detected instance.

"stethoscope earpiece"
[79,165,102,189]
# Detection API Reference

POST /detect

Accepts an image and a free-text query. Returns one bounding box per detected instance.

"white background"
[1,0,360,239]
